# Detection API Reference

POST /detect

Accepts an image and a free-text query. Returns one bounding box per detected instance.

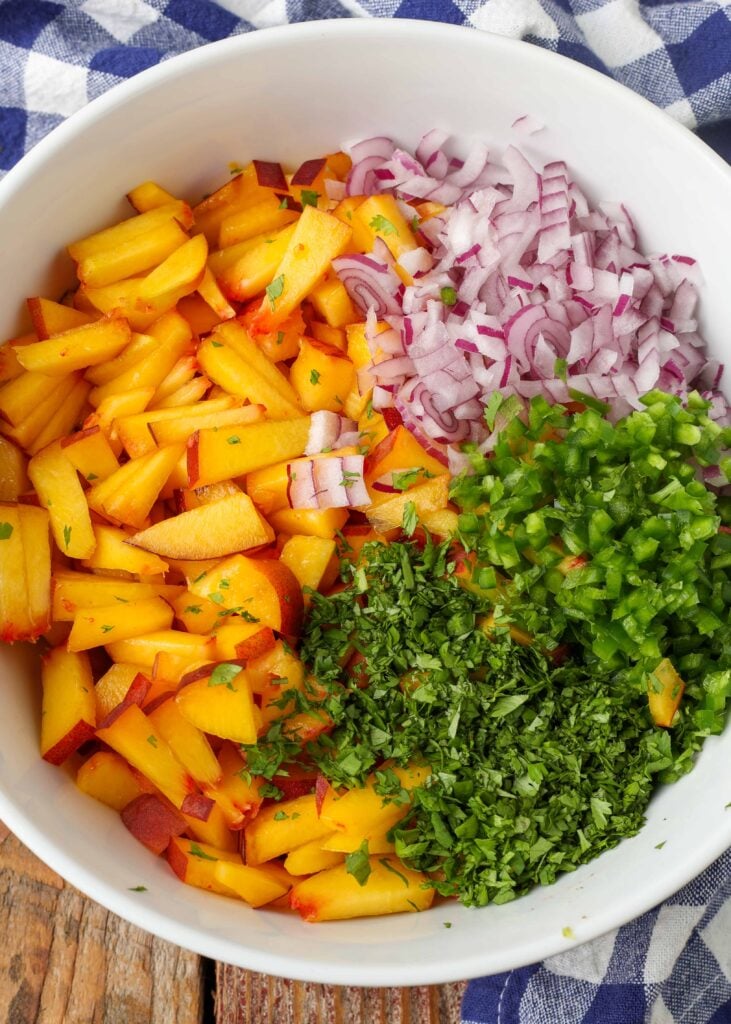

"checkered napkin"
[2,3,731,1022]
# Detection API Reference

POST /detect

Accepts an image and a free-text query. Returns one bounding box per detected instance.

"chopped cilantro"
[209,663,240,690]
[86,473,98,481]
[402,501,417,536]
[369,214,398,236]
[411,215,420,233]
[129,885,148,892]
[189,843,217,861]
[392,469,422,492]
[266,275,285,309]
[63,524,72,549]
[655,841,667,850]
[0,523,13,540]
[227,435,241,445]
[211,340,223,348]
[100,624,114,634]
[273,810,289,821]
[115,596,129,604]
[379,858,409,887]
[278,196,289,209]
[345,841,371,886]
[310,369,321,386]
[443,921,452,929]
[146,735,158,748]
[301,190,319,207]
[276,331,285,346]
[185,605,203,615]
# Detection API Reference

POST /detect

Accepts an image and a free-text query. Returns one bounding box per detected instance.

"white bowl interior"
[1,20,730,986]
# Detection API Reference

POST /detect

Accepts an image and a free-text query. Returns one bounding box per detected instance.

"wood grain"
[2,821,466,1024]
[0,822,204,1024]
[215,963,466,1024]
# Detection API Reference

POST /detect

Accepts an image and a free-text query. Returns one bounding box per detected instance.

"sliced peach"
[310,321,347,351]
[218,224,297,302]
[189,554,303,636]
[250,206,352,332]
[365,475,450,532]
[128,492,274,560]
[289,338,355,413]
[212,861,291,908]
[176,667,258,745]
[219,195,299,248]
[205,741,264,829]
[364,425,449,491]
[267,507,348,540]
[0,436,29,500]
[184,802,238,853]
[127,180,178,212]
[86,443,185,529]
[284,837,343,876]
[167,836,241,895]
[309,277,357,328]
[138,233,208,301]
[104,629,215,670]
[648,658,685,728]
[67,596,174,653]
[82,524,169,576]
[27,377,91,457]
[320,763,431,836]
[147,696,222,788]
[88,311,192,405]
[279,535,338,602]
[244,793,333,866]
[27,442,96,559]
[187,416,310,487]
[290,857,433,922]
[0,373,81,451]
[95,663,149,721]
[15,316,131,376]
[17,503,52,637]
[96,703,195,810]
[121,793,188,855]
[0,504,33,642]
[84,331,160,386]
[76,750,150,811]
[197,336,301,421]
[77,219,189,288]
[214,621,276,663]
[153,406,264,450]
[67,200,193,262]
[40,646,96,765]
[51,570,183,622]
[26,297,94,339]
[60,426,120,483]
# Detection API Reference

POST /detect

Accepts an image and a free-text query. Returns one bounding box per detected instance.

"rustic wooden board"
[215,963,466,1024]
[0,821,204,1024]
[2,822,466,1023]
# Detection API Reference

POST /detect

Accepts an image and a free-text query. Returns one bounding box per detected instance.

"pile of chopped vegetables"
[247,390,731,906]
[330,132,727,476]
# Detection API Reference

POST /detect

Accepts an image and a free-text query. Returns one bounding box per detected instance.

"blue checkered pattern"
[0,0,730,178]
[1,3,730,1021]
[464,850,731,1024]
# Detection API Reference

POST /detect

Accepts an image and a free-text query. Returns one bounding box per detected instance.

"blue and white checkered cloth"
[2,3,731,1021]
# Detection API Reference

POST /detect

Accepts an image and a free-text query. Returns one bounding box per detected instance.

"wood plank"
[215,963,466,1024]
[0,823,204,1024]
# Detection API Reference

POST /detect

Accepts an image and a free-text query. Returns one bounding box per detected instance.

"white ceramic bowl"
[1,19,730,987]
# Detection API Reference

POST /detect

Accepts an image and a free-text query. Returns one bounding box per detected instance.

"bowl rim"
[1,17,730,987]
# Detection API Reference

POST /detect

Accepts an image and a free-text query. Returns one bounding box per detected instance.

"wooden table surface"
[1,821,466,1024]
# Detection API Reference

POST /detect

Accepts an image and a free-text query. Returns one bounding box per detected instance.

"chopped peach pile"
[0,153,456,921]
